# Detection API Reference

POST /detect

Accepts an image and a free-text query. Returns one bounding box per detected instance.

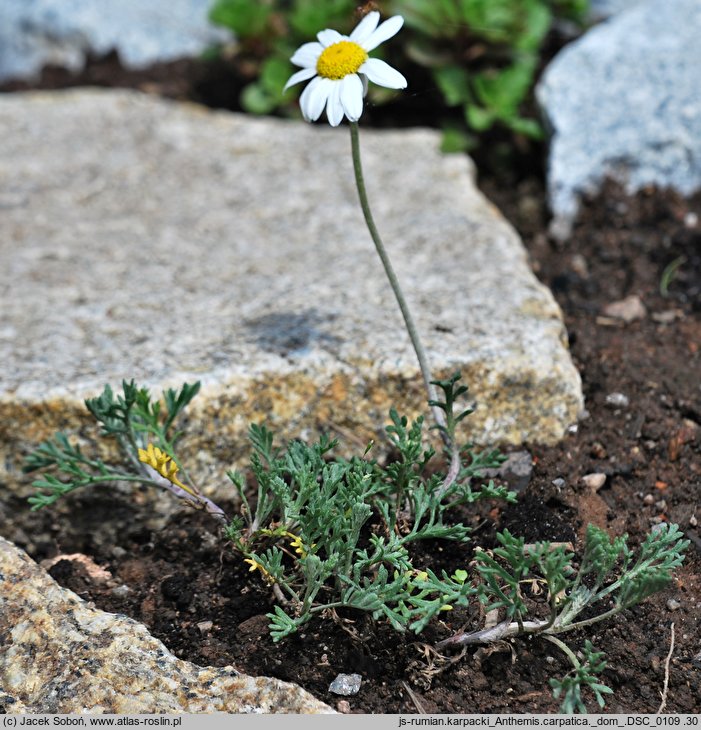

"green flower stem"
[542,634,580,669]
[349,121,446,433]
[557,605,624,633]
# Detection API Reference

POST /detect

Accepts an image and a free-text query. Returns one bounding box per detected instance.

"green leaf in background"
[434,65,471,107]
[289,0,356,37]
[241,82,277,114]
[473,60,535,117]
[397,0,461,38]
[507,116,544,139]
[516,0,552,51]
[465,103,495,131]
[440,125,477,153]
[209,0,273,37]
[260,55,292,95]
[209,0,591,138]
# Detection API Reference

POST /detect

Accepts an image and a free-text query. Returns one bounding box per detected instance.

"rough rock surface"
[0,89,582,502]
[538,0,701,235]
[588,0,642,19]
[0,537,333,713]
[0,0,231,83]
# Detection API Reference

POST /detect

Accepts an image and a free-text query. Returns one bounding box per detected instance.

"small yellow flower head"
[285,531,315,558]
[440,604,453,612]
[138,443,189,492]
[244,557,275,584]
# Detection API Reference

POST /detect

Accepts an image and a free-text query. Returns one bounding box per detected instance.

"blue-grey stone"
[588,0,643,20]
[0,0,231,83]
[329,674,362,696]
[537,0,701,236]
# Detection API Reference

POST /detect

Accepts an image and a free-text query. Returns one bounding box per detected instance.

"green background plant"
[207,0,589,149]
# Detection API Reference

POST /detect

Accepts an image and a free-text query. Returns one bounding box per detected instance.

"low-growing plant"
[22,7,689,714]
[24,375,688,712]
[225,372,511,639]
[437,521,688,710]
[208,0,589,148]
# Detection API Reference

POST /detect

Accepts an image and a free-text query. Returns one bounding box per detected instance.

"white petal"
[358,58,407,89]
[326,82,344,127]
[317,29,344,47]
[290,42,323,68]
[360,73,368,97]
[361,15,404,51]
[350,11,380,44]
[284,67,317,92]
[299,76,333,122]
[339,74,364,122]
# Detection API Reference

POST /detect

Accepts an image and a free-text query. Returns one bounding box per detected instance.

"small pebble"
[692,651,701,670]
[643,494,655,505]
[606,392,630,408]
[581,473,606,490]
[655,499,667,510]
[684,211,699,228]
[690,515,698,527]
[480,450,533,493]
[110,584,130,599]
[111,546,127,559]
[602,294,646,323]
[551,478,566,489]
[329,673,362,696]
[570,254,589,278]
[336,701,351,713]
[652,309,683,324]
[666,599,681,611]
[197,620,213,633]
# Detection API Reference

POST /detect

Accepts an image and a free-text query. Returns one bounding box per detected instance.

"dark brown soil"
[2,55,700,714]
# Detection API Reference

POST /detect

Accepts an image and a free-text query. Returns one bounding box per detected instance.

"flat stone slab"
[538,0,701,234]
[0,89,582,497]
[0,537,333,713]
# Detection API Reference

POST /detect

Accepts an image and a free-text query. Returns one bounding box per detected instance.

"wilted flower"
[284,11,407,126]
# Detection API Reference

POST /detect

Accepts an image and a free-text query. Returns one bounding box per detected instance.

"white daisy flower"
[284,11,407,127]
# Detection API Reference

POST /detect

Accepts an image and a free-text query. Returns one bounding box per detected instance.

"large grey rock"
[0,537,333,713]
[538,0,701,236]
[588,0,643,19]
[0,0,231,83]
[0,89,582,502]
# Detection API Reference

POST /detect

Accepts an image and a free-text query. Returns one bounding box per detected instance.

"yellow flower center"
[316,41,368,80]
